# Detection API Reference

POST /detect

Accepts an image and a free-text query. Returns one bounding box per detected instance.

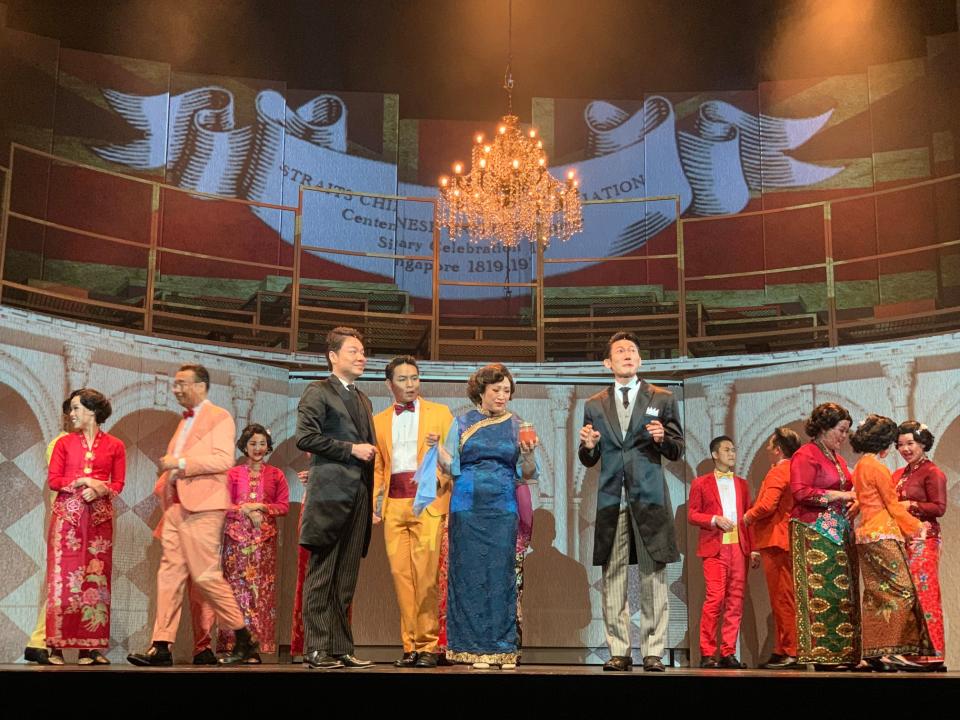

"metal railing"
[2,142,959,362]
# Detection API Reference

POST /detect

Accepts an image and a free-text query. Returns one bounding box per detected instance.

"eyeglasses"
[172,380,196,389]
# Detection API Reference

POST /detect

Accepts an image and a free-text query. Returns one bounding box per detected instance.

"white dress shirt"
[391,398,419,474]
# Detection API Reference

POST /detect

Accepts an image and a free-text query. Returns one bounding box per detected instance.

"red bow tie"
[394,402,416,415]
[182,408,195,419]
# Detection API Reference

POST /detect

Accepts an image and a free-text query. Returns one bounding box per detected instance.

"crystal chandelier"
[437,2,582,249]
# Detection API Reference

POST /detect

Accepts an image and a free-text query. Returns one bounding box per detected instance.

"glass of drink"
[519,421,538,445]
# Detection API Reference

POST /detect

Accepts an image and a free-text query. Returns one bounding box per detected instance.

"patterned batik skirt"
[905,536,945,663]
[791,520,861,664]
[46,508,114,650]
[218,521,279,653]
[858,539,932,658]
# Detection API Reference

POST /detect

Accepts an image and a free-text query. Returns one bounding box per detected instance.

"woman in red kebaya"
[893,421,948,671]
[218,424,289,661]
[46,389,126,665]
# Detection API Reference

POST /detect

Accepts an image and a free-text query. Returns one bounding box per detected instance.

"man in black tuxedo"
[296,326,378,669]
[578,331,683,673]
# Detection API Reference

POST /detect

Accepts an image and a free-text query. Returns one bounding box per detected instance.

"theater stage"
[4,663,958,714]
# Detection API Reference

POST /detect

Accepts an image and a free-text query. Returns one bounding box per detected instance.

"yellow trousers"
[383,497,444,653]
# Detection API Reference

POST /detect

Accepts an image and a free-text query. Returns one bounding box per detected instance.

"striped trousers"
[302,486,370,656]
[601,508,669,658]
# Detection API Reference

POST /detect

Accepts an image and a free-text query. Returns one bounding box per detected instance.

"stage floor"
[4,662,958,715]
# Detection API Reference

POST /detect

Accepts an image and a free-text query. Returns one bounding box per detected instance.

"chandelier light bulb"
[437,114,583,248]
[567,169,576,180]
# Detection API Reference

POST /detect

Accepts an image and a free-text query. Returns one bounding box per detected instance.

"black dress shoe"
[718,655,746,669]
[303,651,344,670]
[866,657,898,673]
[335,654,375,669]
[193,649,218,665]
[764,655,798,669]
[602,655,633,671]
[127,644,173,667]
[437,654,454,667]
[394,651,419,667]
[218,627,260,665]
[700,656,719,668]
[415,652,438,668]
[886,656,927,672]
[643,655,666,672]
[24,647,51,664]
[760,653,784,668]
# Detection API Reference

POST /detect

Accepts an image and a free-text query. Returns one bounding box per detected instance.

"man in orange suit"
[373,356,454,668]
[128,364,257,666]
[688,435,759,669]
[744,427,802,669]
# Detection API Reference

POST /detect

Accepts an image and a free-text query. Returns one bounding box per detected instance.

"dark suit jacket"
[296,376,376,556]
[578,378,683,566]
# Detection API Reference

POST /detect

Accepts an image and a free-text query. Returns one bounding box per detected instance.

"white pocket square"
[645,407,660,417]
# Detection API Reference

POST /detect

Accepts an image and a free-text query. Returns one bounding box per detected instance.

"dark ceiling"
[4,0,957,120]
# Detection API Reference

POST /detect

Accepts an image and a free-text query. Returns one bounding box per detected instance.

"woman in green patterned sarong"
[789,403,860,668]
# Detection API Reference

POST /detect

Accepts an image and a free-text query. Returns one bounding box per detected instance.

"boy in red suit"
[688,436,759,669]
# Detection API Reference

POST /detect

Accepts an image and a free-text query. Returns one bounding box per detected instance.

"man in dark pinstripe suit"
[296,327,378,670]
[578,331,683,673]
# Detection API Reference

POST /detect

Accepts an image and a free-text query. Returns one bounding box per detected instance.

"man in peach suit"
[372,356,454,669]
[743,427,802,669]
[148,481,219,665]
[128,364,257,666]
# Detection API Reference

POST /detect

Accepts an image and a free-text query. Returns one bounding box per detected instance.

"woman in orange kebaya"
[849,415,931,672]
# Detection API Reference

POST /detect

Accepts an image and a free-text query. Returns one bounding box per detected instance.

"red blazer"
[688,472,752,558]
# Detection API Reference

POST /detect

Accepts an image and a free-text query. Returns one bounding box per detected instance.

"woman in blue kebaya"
[439,363,539,669]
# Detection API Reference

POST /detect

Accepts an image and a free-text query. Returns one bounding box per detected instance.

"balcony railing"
[2,143,959,361]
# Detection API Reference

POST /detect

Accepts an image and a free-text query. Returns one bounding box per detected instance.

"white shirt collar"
[332,373,355,390]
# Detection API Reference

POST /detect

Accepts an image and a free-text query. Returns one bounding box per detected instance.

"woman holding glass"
[439,363,538,669]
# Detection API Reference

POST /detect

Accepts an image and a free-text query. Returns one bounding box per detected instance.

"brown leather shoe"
[643,655,666,671]
[603,655,633,671]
